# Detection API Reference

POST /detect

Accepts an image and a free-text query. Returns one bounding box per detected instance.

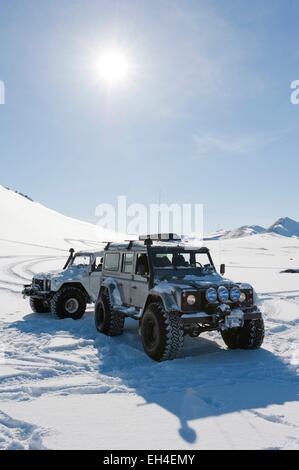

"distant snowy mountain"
[267,217,299,238]
[205,217,299,240]
[205,225,266,240]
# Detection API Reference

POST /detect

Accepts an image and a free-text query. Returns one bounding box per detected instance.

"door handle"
[132,285,137,289]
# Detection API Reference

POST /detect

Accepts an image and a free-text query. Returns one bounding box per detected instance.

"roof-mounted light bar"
[139,233,182,243]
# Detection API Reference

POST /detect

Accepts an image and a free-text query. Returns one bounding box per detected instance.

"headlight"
[186,294,196,306]
[240,292,247,303]
[230,286,241,302]
[205,287,217,303]
[46,280,51,290]
[218,286,229,302]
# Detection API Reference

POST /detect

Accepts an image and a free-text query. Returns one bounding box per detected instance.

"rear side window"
[104,253,120,271]
[122,253,134,274]
[135,254,149,275]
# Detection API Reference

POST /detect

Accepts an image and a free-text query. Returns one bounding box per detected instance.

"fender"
[100,277,124,308]
[143,287,180,314]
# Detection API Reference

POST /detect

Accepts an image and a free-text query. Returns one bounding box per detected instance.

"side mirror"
[220,263,225,275]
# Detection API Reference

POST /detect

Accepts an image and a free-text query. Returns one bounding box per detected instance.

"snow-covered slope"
[206,217,299,240]
[0,185,119,251]
[0,187,298,450]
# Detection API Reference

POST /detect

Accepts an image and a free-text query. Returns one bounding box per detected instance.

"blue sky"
[0,0,298,232]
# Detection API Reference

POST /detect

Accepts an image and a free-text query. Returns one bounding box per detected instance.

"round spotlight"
[230,286,241,302]
[205,287,217,303]
[218,286,229,303]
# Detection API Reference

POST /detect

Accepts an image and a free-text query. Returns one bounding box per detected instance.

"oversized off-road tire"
[141,302,184,362]
[30,297,50,313]
[221,318,265,350]
[95,290,125,336]
[50,286,87,320]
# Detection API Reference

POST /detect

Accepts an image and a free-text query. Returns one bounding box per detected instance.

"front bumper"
[180,305,262,326]
[22,284,50,298]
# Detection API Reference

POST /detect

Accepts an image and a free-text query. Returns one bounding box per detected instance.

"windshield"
[71,255,91,267]
[152,250,214,277]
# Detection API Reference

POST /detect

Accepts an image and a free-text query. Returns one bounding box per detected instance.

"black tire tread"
[95,290,124,336]
[29,297,50,313]
[142,302,184,361]
[221,318,265,350]
[50,286,87,320]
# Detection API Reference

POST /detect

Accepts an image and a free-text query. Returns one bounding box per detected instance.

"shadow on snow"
[9,311,299,444]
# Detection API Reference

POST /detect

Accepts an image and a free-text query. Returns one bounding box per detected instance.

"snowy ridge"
[205,217,299,240]
[268,217,299,238]
[206,224,266,240]
[0,185,122,250]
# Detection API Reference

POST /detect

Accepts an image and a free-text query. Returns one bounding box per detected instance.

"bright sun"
[97,49,131,86]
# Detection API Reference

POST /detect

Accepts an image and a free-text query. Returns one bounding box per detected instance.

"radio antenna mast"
[158,188,162,234]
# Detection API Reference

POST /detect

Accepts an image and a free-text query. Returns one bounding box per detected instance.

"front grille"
[34,279,44,290]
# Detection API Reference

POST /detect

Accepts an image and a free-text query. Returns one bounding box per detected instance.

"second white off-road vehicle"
[23,248,104,319]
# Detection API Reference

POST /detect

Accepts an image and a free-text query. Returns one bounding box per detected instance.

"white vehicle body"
[23,249,104,318]
[31,250,104,302]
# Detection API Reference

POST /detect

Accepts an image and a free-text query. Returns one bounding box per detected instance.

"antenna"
[218,224,222,269]
[158,188,162,234]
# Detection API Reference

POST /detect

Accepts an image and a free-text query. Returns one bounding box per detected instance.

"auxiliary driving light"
[218,286,229,302]
[205,287,217,303]
[230,286,241,302]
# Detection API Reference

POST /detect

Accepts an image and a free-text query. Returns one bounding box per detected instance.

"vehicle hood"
[154,272,234,292]
[33,266,89,282]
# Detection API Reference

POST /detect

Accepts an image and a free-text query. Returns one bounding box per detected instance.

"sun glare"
[97,49,132,86]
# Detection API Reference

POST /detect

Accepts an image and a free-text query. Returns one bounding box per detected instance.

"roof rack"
[124,240,138,250]
[104,234,183,250]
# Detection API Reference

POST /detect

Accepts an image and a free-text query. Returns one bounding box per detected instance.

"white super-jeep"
[22,248,104,319]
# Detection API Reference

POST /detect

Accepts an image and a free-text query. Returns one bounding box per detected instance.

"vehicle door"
[89,255,104,301]
[130,253,150,308]
[117,252,134,305]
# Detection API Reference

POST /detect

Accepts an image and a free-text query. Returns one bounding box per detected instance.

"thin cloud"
[193,132,282,158]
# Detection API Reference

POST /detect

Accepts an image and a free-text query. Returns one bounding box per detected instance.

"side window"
[122,253,134,274]
[104,253,120,271]
[135,254,149,276]
[95,256,103,271]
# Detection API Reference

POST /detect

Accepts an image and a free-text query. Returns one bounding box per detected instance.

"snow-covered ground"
[0,187,298,449]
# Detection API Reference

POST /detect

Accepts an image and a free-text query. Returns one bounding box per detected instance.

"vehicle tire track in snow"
[64,238,105,249]
[0,410,46,450]
[21,256,65,277]
[0,238,68,252]
[249,410,298,429]
[0,285,20,294]
[0,315,129,401]
[0,255,64,291]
